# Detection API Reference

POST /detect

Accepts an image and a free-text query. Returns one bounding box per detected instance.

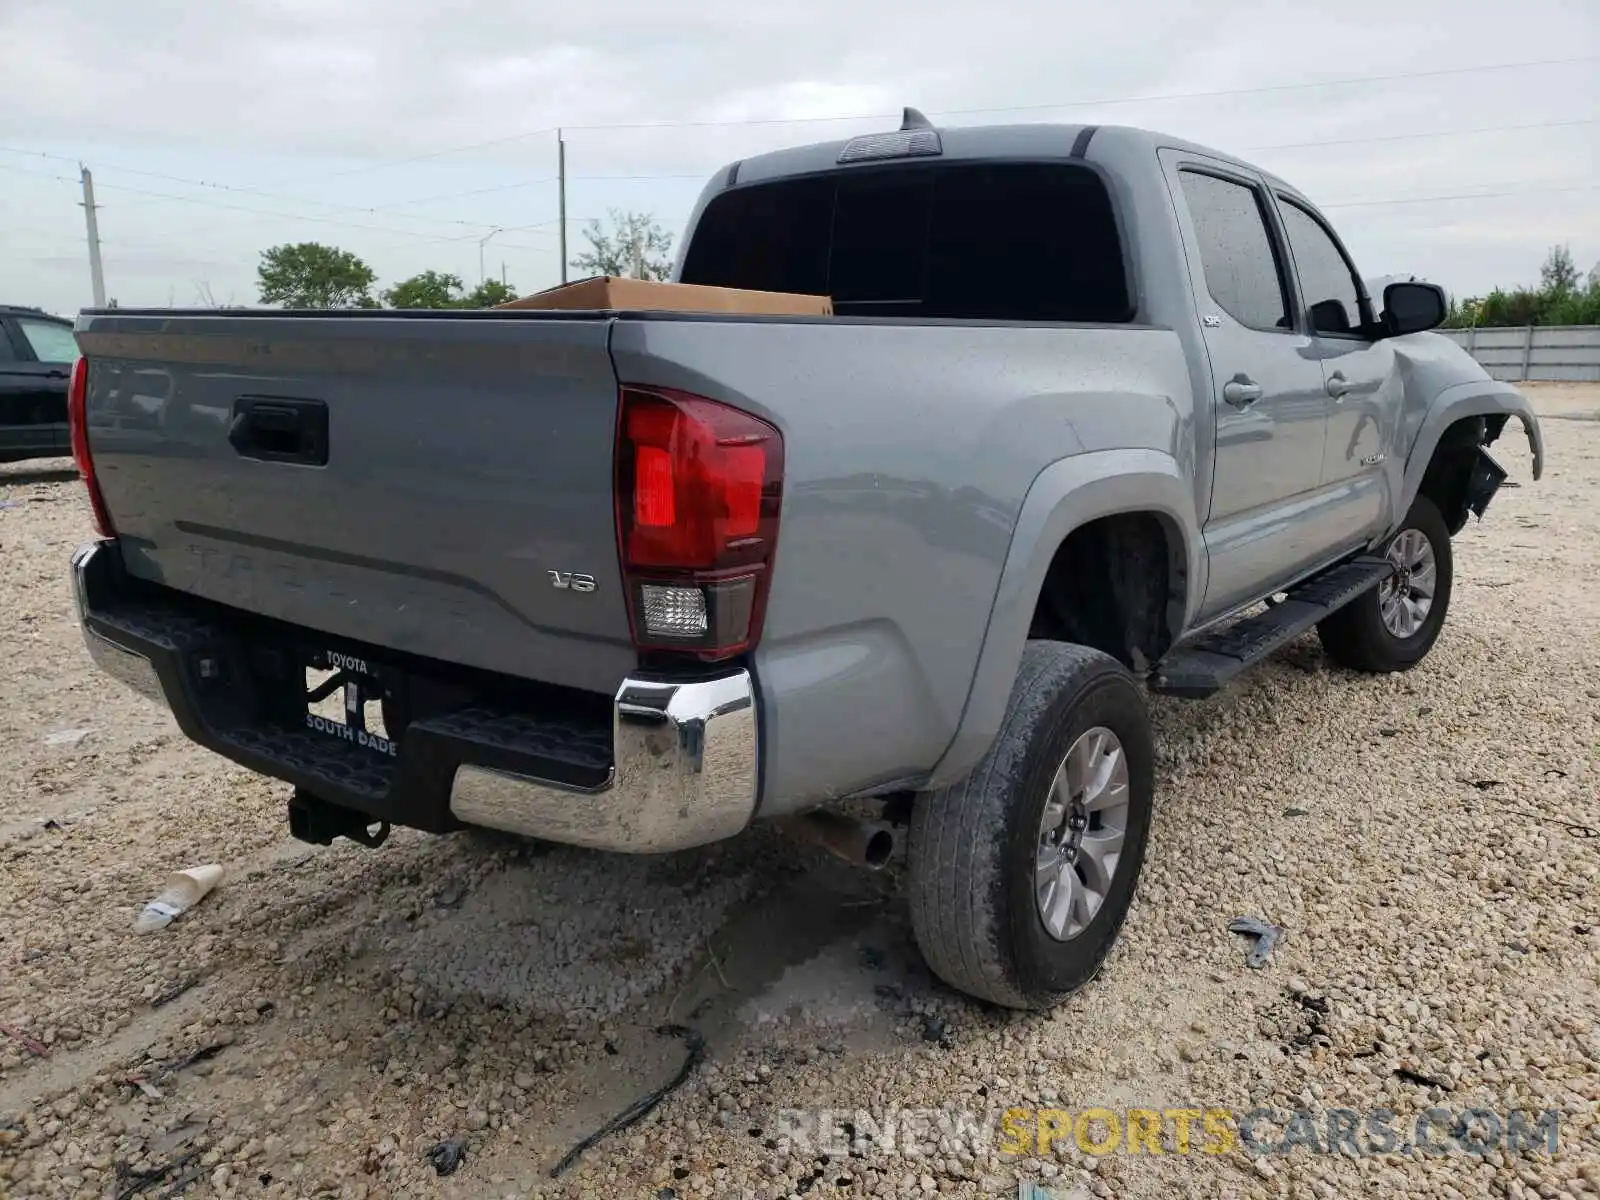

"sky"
[1,0,1596,316]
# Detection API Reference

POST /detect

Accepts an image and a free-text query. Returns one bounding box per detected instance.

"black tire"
[1317,495,1454,673]
[907,642,1155,1010]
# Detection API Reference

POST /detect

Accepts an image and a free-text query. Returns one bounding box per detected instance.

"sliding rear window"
[679,161,1133,323]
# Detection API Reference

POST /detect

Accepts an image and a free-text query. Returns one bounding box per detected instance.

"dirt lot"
[2,383,1597,1200]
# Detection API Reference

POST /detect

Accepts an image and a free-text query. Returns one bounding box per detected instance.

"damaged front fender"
[1463,445,1510,523]
[1400,380,1544,535]
[1417,380,1545,479]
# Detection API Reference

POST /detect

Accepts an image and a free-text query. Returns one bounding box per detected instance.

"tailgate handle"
[229,397,329,465]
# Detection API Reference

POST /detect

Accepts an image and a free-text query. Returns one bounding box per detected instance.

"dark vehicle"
[1,306,78,462]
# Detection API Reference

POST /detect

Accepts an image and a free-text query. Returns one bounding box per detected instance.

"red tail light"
[614,385,783,660]
[67,355,114,537]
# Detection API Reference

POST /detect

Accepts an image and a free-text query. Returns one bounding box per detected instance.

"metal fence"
[1438,325,1600,382]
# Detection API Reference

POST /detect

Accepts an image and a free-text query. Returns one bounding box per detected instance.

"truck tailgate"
[75,312,637,695]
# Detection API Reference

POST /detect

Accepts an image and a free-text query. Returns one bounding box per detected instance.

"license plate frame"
[302,647,404,759]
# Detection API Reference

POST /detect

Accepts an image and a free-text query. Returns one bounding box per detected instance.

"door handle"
[1326,371,1353,400]
[1222,378,1263,408]
[228,396,329,465]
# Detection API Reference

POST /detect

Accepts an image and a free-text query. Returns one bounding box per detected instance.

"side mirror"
[1381,281,1446,337]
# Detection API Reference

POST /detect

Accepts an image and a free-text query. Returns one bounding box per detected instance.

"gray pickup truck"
[69,115,1543,1009]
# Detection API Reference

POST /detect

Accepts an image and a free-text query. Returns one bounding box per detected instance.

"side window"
[1177,170,1290,333]
[0,324,18,365]
[17,319,80,364]
[1278,200,1364,336]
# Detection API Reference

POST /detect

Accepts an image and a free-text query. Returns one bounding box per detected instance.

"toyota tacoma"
[67,115,1543,1009]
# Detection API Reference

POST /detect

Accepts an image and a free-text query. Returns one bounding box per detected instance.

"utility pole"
[557,129,568,284]
[478,227,502,284]
[79,165,106,308]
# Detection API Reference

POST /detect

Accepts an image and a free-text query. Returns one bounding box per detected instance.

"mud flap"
[1465,448,1508,522]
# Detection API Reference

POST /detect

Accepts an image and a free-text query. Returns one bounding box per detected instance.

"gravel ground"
[2,382,1597,1200]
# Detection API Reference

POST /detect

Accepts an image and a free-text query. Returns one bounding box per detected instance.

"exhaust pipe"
[778,809,895,869]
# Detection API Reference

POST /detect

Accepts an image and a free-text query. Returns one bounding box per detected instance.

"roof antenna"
[900,107,934,131]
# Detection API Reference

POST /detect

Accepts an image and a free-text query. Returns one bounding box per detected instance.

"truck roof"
[722,120,1302,199]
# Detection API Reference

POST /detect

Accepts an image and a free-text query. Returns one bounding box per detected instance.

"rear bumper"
[71,539,759,853]
[447,673,759,852]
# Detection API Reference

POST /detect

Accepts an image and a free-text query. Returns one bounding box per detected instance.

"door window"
[17,319,79,364]
[1177,170,1291,333]
[1278,200,1365,336]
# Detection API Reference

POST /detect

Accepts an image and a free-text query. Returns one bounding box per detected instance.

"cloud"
[0,0,1595,310]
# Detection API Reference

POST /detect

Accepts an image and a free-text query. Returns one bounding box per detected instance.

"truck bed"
[76,309,639,695]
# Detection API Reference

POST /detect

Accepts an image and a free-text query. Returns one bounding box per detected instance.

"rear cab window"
[679,161,1134,323]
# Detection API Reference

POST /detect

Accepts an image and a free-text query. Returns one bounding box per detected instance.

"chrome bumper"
[71,541,164,704]
[71,538,760,855]
[449,672,759,854]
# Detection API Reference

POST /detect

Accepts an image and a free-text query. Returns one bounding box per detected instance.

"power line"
[1320,181,1600,210]
[0,159,553,249]
[0,160,77,186]
[8,155,1592,244]
[372,170,733,210]
[1250,118,1598,155]
[7,122,1595,292]
[0,144,639,242]
[6,53,1594,298]
[369,117,1600,206]
[25,175,1591,289]
[0,144,504,231]
[7,102,1592,232]
[270,128,560,186]
[260,54,1597,186]
[572,57,1600,130]
[368,176,557,210]
[471,215,583,237]
[0,145,574,227]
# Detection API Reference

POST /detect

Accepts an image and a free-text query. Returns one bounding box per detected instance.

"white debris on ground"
[1,384,1597,1200]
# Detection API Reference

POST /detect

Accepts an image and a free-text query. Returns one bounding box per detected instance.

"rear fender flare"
[927,448,1201,789]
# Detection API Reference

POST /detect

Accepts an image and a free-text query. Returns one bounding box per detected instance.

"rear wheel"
[1318,495,1453,673]
[907,642,1154,1009]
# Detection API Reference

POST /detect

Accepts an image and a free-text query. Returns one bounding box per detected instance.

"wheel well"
[1418,414,1506,535]
[1028,513,1183,672]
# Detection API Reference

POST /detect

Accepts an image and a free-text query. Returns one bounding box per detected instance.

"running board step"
[1150,555,1395,699]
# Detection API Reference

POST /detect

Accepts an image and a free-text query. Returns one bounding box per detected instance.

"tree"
[258,243,377,308]
[462,279,518,307]
[1538,244,1578,296]
[382,270,466,309]
[379,273,518,309]
[1441,243,1600,329]
[571,210,674,280]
